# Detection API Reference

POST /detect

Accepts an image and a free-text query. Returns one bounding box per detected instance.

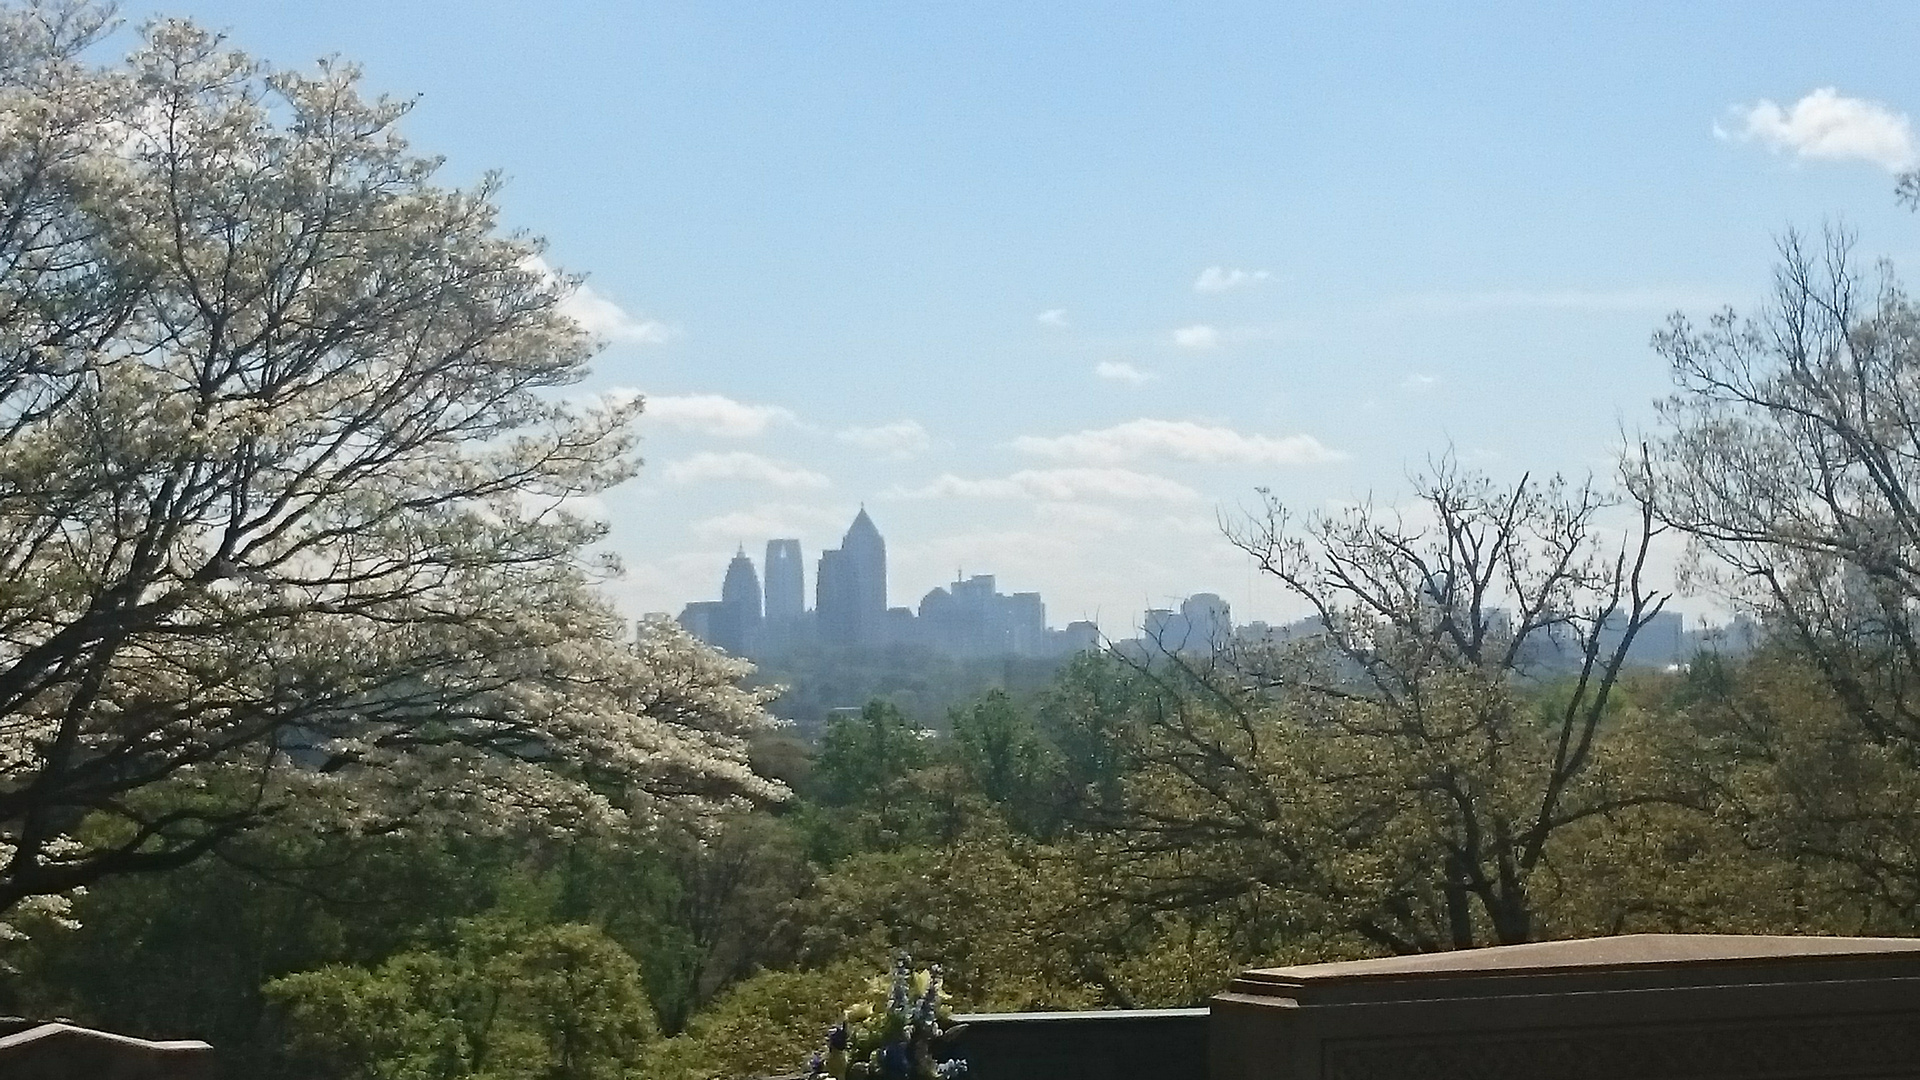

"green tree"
[812,702,930,809]
[1668,648,1920,930]
[802,701,958,858]
[950,691,1062,837]
[637,962,872,1080]
[268,919,656,1080]
[549,816,813,1033]
[0,828,508,1074]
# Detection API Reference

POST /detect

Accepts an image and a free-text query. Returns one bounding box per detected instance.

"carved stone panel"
[1211,936,1920,1080]
[1322,1012,1920,1080]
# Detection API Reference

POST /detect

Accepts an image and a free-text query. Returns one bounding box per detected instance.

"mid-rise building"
[677,600,727,647]
[917,573,1049,656]
[1181,593,1232,651]
[1053,619,1101,654]
[1142,593,1236,654]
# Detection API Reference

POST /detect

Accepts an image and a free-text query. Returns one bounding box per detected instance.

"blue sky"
[117,1,1920,630]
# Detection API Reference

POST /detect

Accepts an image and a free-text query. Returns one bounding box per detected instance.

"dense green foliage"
[10,643,1919,1079]
[268,921,657,1080]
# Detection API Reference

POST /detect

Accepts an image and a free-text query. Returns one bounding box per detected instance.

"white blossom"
[0,3,783,916]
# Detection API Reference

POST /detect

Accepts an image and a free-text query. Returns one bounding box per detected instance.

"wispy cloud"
[562,282,675,344]
[690,502,849,541]
[837,420,931,458]
[661,451,830,490]
[1172,324,1221,350]
[1718,87,1916,171]
[1095,361,1156,384]
[900,467,1201,503]
[525,256,675,345]
[1399,373,1437,393]
[1194,266,1272,293]
[1012,418,1345,466]
[644,393,798,437]
[1037,308,1071,328]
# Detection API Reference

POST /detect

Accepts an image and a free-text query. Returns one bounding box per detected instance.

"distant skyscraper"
[817,547,849,643]
[709,546,762,655]
[1004,592,1046,654]
[817,508,886,646]
[1057,620,1100,654]
[764,539,805,622]
[722,547,762,619]
[1140,594,1233,654]
[1181,593,1232,651]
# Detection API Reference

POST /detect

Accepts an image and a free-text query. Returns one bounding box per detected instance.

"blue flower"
[889,958,911,1011]
[915,973,940,1026]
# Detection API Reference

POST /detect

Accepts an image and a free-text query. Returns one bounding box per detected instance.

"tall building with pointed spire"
[817,508,886,645]
[712,546,762,654]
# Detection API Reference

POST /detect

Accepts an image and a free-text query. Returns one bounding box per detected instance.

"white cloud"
[644,393,798,437]
[901,467,1201,503]
[1095,361,1156,384]
[524,257,675,345]
[837,420,931,459]
[690,502,848,541]
[1037,308,1071,328]
[1011,418,1345,466]
[1400,373,1437,392]
[1720,87,1916,171]
[562,282,675,344]
[1173,324,1221,350]
[1193,266,1272,293]
[661,451,830,490]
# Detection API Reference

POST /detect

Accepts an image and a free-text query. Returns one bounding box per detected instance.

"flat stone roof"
[1228,934,1920,1005]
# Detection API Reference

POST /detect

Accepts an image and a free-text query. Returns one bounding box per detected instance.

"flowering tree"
[0,2,780,918]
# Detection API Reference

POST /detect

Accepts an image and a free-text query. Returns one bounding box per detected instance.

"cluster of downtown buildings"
[676,508,1706,668]
[676,508,1109,659]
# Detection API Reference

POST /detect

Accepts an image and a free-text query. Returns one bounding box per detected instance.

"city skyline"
[675,506,1203,635]
[676,507,1103,658]
[675,504,1709,672]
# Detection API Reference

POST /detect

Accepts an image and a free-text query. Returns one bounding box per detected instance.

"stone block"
[1209,934,1920,1080]
[0,1022,214,1080]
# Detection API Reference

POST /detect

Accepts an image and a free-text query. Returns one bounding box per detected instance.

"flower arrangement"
[805,955,967,1080]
